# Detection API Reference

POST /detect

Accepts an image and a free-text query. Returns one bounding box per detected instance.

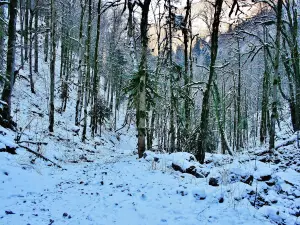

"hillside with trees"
[1,0,300,224]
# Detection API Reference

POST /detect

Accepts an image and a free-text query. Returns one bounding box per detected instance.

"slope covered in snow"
[1,118,300,225]
[1,31,300,225]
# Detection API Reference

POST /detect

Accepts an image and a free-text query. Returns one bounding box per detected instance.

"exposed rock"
[209,177,219,187]
[185,166,204,178]
[247,191,270,208]
[258,175,272,182]
[0,146,17,154]
[241,175,254,186]
[266,181,275,186]
[172,163,204,178]
[273,159,281,164]
[219,197,224,203]
[172,163,184,173]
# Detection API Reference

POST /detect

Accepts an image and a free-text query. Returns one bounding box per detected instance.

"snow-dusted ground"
[0,146,273,225]
[1,37,300,225]
[1,122,300,225]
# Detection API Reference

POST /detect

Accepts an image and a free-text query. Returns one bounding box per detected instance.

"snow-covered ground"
[1,38,300,225]
[1,121,300,225]
[0,145,274,225]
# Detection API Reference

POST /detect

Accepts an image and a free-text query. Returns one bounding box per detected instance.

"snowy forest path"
[1,147,273,225]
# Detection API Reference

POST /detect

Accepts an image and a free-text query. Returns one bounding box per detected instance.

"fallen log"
[18,145,62,168]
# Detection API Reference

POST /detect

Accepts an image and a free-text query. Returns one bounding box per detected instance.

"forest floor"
[1,121,300,225]
[1,51,300,225]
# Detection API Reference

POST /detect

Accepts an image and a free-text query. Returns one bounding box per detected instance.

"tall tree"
[24,0,30,61]
[44,9,49,62]
[260,25,270,144]
[0,4,5,76]
[75,0,87,126]
[281,0,300,132]
[182,0,192,141]
[34,0,39,73]
[29,2,36,93]
[49,0,56,132]
[195,0,223,163]
[269,0,283,151]
[91,0,102,137]
[82,0,92,141]
[167,0,175,152]
[136,0,151,158]
[1,0,18,127]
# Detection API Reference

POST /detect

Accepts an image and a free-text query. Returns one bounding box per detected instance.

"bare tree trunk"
[137,0,151,158]
[0,5,4,74]
[269,0,282,151]
[195,0,223,163]
[25,0,30,61]
[168,0,175,152]
[1,0,18,125]
[260,26,269,144]
[281,40,297,131]
[49,0,56,132]
[34,0,38,73]
[75,0,86,126]
[82,0,92,142]
[212,82,233,156]
[29,9,35,93]
[19,0,25,66]
[236,37,242,150]
[183,0,191,141]
[288,0,300,132]
[44,12,49,62]
[91,0,101,137]
[127,0,137,72]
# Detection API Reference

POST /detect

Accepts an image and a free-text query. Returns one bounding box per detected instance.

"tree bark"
[24,0,30,61]
[91,0,101,137]
[1,0,18,124]
[0,5,5,75]
[195,0,223,163]
[183,0,191,141]
[137,0,151,158]
[269,0,282,151]
[75,0,86,126]
[29,8,35,93]
[260,26,269,144]
[34,0,38,73]
[236,37,242,150]
[49,0,56,132]
[168,0,175,152]
[212,82,234,156]
[82,0,92,142]
[44,12,49,62]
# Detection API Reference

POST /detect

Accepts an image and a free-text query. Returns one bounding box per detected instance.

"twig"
[17,140,48,145]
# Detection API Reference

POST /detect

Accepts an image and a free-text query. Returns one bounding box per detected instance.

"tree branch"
[18,145,62,168]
